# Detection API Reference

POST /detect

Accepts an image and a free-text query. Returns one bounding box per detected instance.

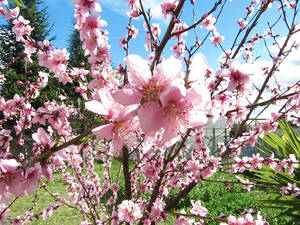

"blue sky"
[47,0,251,67]
[1,0,299,84]
[44,1,299,71]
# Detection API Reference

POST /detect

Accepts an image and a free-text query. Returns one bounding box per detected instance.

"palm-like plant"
[253,121,300,224]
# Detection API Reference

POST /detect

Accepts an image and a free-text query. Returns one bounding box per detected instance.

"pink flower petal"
[124,55,151,86]
[92,123,114,140]
[113,135,123,156]
[137,101,165,136]
[156,56,183,82]
[117,105,138,122]
[85,100,109,115]
[189,53,208,83]
[160,79,186,108]
[112,88,143,105]
[162,116,181,147]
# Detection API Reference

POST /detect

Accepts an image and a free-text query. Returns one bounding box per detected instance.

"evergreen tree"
[0,0,54,101]
[68,28,89,69]
[67,28,96,135]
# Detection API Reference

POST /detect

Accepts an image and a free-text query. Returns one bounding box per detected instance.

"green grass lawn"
[7,173,82,225]
[6,163,290,224]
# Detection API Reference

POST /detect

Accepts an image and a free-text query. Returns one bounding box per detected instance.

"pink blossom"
[173,210,195,225]
[0,203,9,223]
[161,0,177,19]
[113,55,183,136]
[172,23,188,38]
[13,164,42,196]
[237,18,248,30]
[32,128,54,149]
[4,6,19,20]
[249,153,263,171]
[209,32,224,47]
[126,0,138,7]
[288,154,299,175]
[37,71,49,88]
[0,159,21,193]
[149,206,163,223]
[227,64,250,91]
[92,105,138,156]
[190,200,208,216]
[72,0,101,15]
[117,200,142,223]
[236,176,253,191]
[201,14,216,31]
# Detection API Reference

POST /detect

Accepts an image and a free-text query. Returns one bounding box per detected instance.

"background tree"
[0,0,54,101]
[68,27,89,69]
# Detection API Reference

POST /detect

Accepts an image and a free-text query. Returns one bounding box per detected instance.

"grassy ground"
[6,163,290,224]
[7,173,82,225]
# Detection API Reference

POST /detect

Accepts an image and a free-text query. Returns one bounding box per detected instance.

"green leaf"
[11,0,25,7]
[261,199,300,207]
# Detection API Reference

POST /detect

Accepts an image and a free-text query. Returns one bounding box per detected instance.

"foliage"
[0,0,53,100]
[252,121,300,224]
[68,28,89,69]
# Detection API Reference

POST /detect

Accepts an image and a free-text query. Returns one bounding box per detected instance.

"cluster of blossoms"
[280,183,300,197]
[0,0,300,224]
[221,211,269,225]
[231,153,299,175]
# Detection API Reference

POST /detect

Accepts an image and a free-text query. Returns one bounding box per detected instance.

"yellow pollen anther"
[155,81,159,87]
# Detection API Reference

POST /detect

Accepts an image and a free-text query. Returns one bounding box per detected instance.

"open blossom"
[190,200,208,216]
[173,210,195,225]
[0,203,9,223]
[159,79,209,146]
[112,54,210,146]
[221,212,269,225]
[12,15,33,42]
[236,176,253,191]
[0,159,21,193]
[118,200,142,223]
[32,127,55,149]
[37,71,49,88]
[201,14,216,31]
[86,91,138,156]
[4,6,19,20]
[226,62,250,91]
[92,105,138,156]
[0,159,42,197]
[209,32,224,47]
[161,0,177,19]
[112,54,183,135]
[287,154,298,175]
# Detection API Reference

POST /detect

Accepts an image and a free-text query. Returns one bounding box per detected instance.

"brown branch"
[150,0,186,72]
[164,181,197,211]
[25,121,108,168]
[221,23,297,158]
[122,146,132,200]
[0,197,19,217]
[225,91,298,116]
[165,211,227,222]
[171,0,223,38]
[231,2,270,60]
[166,129,191,164]
[139,0,156,50]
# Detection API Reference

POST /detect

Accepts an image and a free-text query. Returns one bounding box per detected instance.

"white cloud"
[246,31,300,88]
[142,0,164,20]
[267,27,300,85]
[98,0,128,16]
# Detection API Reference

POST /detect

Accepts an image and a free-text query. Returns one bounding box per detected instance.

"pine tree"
[68,28,89,69]
[0,0,54,101]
